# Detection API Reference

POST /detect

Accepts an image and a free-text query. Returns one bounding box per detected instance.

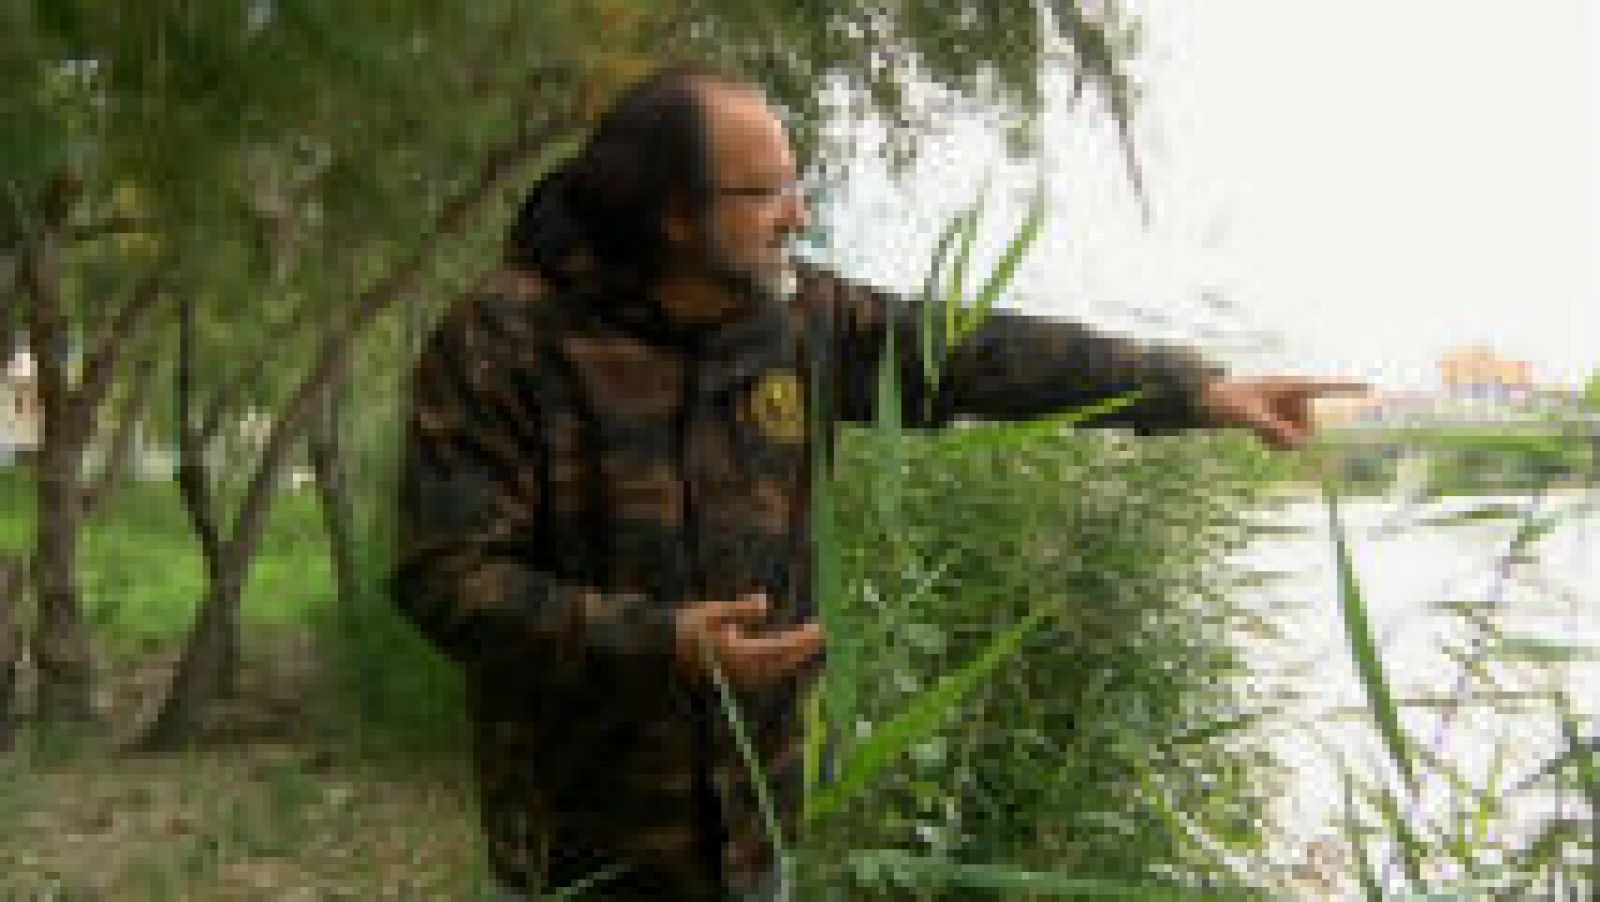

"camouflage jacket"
[389,256,1227,899]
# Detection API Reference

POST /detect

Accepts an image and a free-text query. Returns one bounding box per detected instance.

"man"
[390,63,1365,900]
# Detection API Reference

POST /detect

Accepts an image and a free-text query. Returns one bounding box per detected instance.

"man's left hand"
[1197,376,1372,451]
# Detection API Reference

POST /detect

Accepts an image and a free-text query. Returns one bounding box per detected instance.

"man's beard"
[697,229,797,314]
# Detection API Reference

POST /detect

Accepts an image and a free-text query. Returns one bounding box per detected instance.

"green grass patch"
[0,467,335,654]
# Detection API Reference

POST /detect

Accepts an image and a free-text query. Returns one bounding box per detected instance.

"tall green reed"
[708,186,1273,897]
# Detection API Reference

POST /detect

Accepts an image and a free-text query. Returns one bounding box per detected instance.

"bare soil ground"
[0,633,495,900]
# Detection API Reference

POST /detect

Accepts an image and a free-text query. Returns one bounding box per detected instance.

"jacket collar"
[523,250,797,400]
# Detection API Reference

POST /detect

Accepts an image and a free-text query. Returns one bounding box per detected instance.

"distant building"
[1439,344,1533,402]
[1315,346,1588,430]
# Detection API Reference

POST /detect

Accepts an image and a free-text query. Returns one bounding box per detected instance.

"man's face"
[679,83,810,304]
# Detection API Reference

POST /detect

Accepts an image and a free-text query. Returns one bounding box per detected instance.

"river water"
[1230,487,1599,896]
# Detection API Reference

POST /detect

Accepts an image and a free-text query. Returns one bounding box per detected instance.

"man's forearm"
[809,262,1227,432]
[939,307,1229,432]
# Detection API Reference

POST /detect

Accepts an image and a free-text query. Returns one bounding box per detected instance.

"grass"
[0,469,333,656]
[0,729,490,897]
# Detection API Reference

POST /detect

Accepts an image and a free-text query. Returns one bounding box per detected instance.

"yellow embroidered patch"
[745,369,807,444]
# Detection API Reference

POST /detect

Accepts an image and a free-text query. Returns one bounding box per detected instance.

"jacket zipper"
[680,360,730,884]
[679,362,705,603]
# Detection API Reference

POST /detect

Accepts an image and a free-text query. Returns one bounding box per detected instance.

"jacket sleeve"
[813,265,1228,435]
[387,295,679,685]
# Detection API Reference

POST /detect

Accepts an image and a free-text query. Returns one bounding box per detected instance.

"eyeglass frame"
[711,177,807,206]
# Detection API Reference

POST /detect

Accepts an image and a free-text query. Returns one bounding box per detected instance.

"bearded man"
[390,63,1365,901]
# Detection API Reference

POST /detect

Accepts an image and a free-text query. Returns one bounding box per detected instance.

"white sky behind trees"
[816,0,1599,393]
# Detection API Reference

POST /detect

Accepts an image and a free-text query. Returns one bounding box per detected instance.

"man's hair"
[507,62,755,288]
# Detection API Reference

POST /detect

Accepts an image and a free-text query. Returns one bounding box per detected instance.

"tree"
[0,553,23,753]
[12,173,169,724]
[3,1,602,735]
[5,0,1153,745]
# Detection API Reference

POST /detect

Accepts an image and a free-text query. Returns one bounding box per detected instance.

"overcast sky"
[818,0,1599,392]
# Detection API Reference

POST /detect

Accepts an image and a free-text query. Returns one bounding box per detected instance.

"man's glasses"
[713,178,806,206]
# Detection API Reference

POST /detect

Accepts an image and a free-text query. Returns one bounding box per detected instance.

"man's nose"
[780,188,810,233]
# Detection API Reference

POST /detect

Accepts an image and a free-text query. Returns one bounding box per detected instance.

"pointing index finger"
[1293,379,1373,396]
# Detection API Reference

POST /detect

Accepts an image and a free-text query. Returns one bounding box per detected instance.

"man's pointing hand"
[1198,376,1372,451]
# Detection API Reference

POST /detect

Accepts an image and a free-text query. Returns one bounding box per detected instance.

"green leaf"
[1556,694,1598,805]
[1499,817,1586,897]
[831,849,1193,898]
[1483,636,1600,663]
[801,684,826,813]
[1467,741,1506,854]
[930,389,1147,459]
[1128,755,1252,883]
[1323,478,1418,792]
[943,195,984,365]
[958,186,1047,345]
[1342,772,1385,902]
[872,319,906,529]
[804,604,1052,823]
[542,862,633,900]
[1413,503,1528,528]
[917,207,968,391]
[808,365,858,791]
[1162,706,1280,751]
[1365,780,1426,889]
[704,642,790,876]
[1506,508,1564,557]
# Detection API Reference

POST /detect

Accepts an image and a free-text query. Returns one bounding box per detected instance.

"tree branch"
[69,215,156,245]
[75,270,168,421]
[229,118,578,556]
[175,292,223,565]
[198,289,325,445]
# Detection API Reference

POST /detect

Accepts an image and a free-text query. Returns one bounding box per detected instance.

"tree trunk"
[30,433,93,723]
[132,293,242,752]
[0,554,25,753]
[0,279,16,361]
[309,377,360,620]
[22,179,97,726]
[133,568,243,751]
